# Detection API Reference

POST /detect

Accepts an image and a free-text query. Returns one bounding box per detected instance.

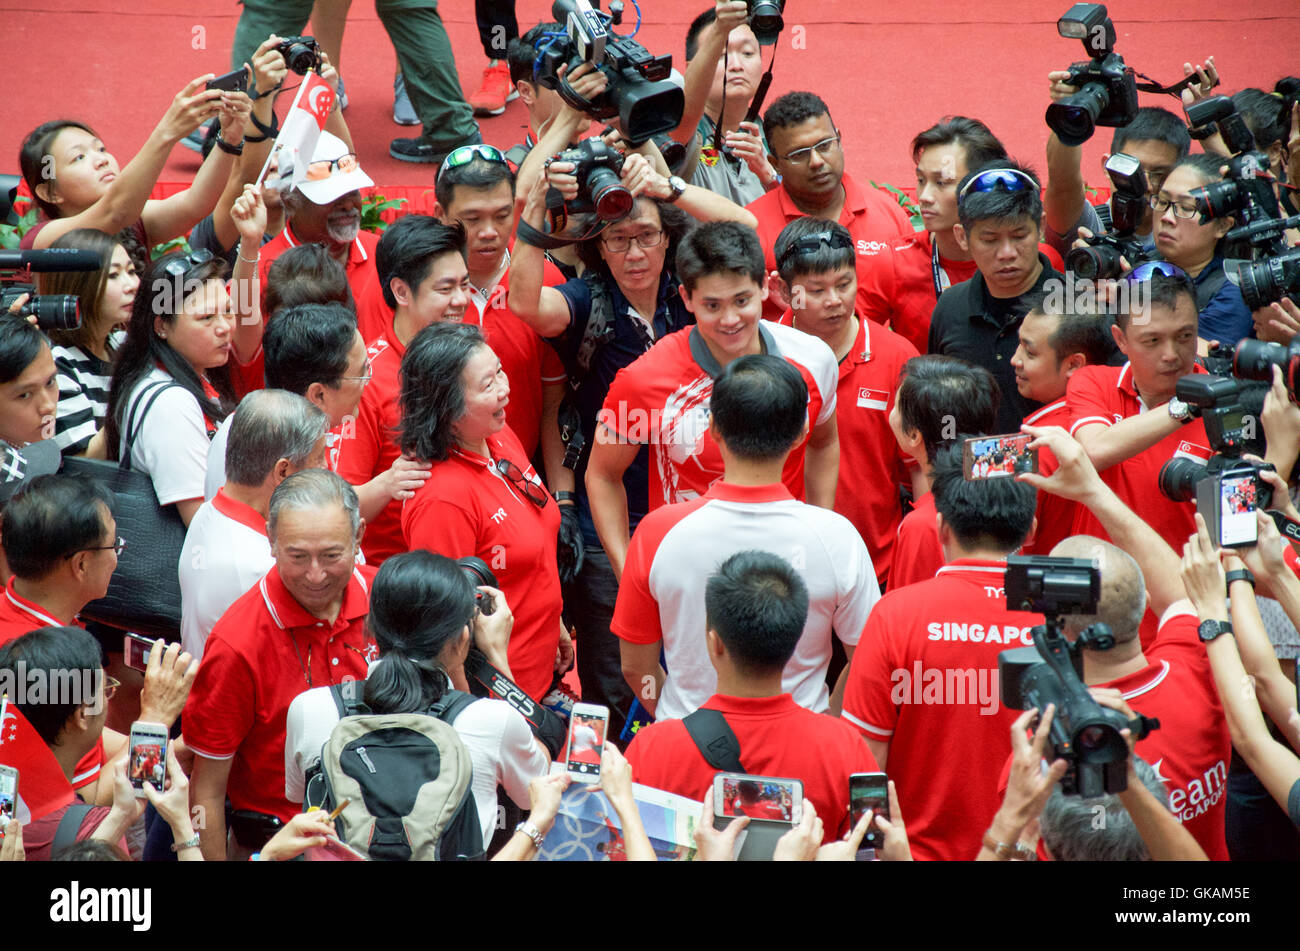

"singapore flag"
[256,71,336,187]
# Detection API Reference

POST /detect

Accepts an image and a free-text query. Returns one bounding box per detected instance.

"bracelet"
[982,830,1037,861]
[171,833,201,852]
[1225,568,1256,590]
[214,131,244,156]
[515,820,546,849]
[237,247,260,265]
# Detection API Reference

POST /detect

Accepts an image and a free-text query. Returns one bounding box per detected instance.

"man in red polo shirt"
[747,91,914,323]
[887,356,999,589]
[626,550,876,844]
[771,217,918,588]
[185,470,377,861]
[1067,269,1211,551]
[1011,299,1115,555]
[841,441,1042,860]
[336,215,470,565]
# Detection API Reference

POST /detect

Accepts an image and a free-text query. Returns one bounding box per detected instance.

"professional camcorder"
[1000,556,1159,797]
[534,0,684,143]
[1066,152,1155,279]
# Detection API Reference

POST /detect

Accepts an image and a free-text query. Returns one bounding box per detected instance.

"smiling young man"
[1066,268,1212,550]
[586,221,839,580]
[336,215,470,565]
[928,161,1064,434]
[747,92,915,322]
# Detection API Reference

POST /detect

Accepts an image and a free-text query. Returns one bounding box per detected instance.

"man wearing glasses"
[746,91,915,321]
[927,162,1064,434]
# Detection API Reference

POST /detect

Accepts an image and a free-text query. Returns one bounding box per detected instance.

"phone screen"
[1218,474,1258,547]
[849,774,889,849]
[128,727,167,794]
[963,433,1037,481]
[565,710,608,780]
[718,776,799,822]
[124,634,157,672]
[0,767,16,824]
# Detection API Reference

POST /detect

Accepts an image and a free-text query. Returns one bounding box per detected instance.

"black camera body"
[1001,556,1149,797]
[1045,5,1137,146]
[275,35,323,75]
[1066,152,1154,279]
[0,282,80,331]
[457,555,498,616]
[536,0,684,143]
[1185,95,1280,247]
[552,138,633,221]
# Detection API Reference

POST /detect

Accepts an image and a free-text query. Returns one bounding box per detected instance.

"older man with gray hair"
[180,389,330,660]
[183,467,376,861]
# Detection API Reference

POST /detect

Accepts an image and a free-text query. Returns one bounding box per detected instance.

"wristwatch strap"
[1225,568,1256,590]
[982,831,1037,861]
[516,820,545,849]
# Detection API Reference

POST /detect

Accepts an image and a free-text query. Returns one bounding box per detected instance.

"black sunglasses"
[495,458,548,509]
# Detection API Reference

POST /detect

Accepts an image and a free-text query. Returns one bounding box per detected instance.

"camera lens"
[1158,457,1206,503]
[1046,82,1110,147]
[1076,725,1107,751]
[586,167,634,221]
[1233,338,1289,382]
[748,0,784,44]
[1190,180,1239,221]
[31,295,81,332]
[1066,244,1122,281]
[285,42,316,75]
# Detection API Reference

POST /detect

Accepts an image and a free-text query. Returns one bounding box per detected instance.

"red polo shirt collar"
[934,558,1010,581]
[702,693,800,717]
[257,564,371,634]
[1116,361,1208,404]
[774,171,867,223]
[1105,659,1172,701]
[211,489,268,537]
[280,222,370,266]
[702,480,794,504]
[775,312,874,378]
[4,579,68,628]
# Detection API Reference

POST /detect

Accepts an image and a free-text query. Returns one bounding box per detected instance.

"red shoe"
[469,62,517,117]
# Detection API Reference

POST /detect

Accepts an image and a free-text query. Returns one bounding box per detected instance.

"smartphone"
[962,433,1038,481]
[1200,472,1259,548]
[207,66,249,94]
[124,632,159,672]
[0,764,17,826]
[127,722,168,797]
[712,773,803,861]
[849,772,889,853]
[565,703,609,783]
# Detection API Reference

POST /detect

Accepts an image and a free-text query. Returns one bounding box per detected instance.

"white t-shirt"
[178,491,274,660]
[120,367,212,506]
[284,678,549,845]
[204,416,234,502]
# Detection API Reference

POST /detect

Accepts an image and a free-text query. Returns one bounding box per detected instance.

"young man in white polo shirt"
[180,390,329,660]
[613,354,878,721]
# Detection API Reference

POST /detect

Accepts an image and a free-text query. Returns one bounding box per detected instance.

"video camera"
[534,0,684,143]
[999,556,1159,797]
[1066,152,1156,279]
[274,36,323,75]
[0,248,102,332]
[1157,374,1275,547]
[551,138,633,220]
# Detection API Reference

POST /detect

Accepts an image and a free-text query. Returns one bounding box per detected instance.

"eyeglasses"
[1148,194,1200,220]
[495,457,549,509]
[957,168,1039,201]
[600,229,665,254]
[103,674,120,702]
[777,133,841,166]
[304,153,360,181]
[1124,261,1189,283]
[161,248,215,283]
[438,144,508,181]
[776,231,854,272]
[68,536,126,558]
[337,358,373,385]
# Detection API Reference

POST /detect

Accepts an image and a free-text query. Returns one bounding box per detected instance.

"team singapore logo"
[50,882,152,931]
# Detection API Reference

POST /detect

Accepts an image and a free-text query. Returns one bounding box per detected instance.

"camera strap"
[930,241,948,297]
[683,709,745,773]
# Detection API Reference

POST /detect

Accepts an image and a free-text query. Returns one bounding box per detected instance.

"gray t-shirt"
[688,115,767,207]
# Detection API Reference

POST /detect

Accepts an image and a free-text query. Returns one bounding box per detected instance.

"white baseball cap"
[287,131,373,205]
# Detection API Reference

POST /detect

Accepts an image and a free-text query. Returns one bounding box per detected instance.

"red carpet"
[3,1,1298,208]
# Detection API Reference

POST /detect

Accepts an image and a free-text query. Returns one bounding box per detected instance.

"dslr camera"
[1065,152,1155,280]
[1045,3,1138,146]
[1157,374,1274,548]
[552,138,633,220]
[0,284,80,332]
[534,0,684,143]
[745,0,785,46]
[1000,556,1158,797]
[275,35,323,75]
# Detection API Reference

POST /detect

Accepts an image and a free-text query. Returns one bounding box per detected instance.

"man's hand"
[1047,69,1079,104]
[557,502,585,583]
[544,157,580,203]
[814,811,870,862]
[620,152,670,200]
[216,89,253,144]
[249,35,289,98]
[772,800,822,861]
[0,820,22,862]
[1241,507,1294,582]
[96,754,148,841]
[1182,513,1230,619]
[471,586,514,671]
[722,121,775,181]
[138,640,199,729]
[381,454,432,503]
[597,743,635,807]
[692,793,747,861]
[994,706,1069,840]
[1262,365,1300,473]
[1179,56,1220,109]
[874,779,914,861]
[1017,424,1104,502]
[526,772,570,833]
[553,62,608,130]
[141,746,195,840]
[230,184,268,244]
[260,812,336,862]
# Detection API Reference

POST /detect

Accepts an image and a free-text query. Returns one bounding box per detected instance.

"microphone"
[0,248,104,272]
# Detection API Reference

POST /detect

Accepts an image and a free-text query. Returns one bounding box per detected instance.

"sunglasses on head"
[1124,261,1189,283]
[957,168,1039,201]
[161,248,215,283]
[776,231,854,272]
[438,144,509,182]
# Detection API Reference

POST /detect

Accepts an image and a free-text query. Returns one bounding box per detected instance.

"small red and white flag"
[0,693,75,824]
[256,71,336,187]
[857,387,890,410]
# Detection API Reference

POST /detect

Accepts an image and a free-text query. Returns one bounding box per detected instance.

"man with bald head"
[1017,425,1232,860]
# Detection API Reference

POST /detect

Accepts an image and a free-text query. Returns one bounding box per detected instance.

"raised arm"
[1043,72,1087,241]
[508,173,577,338]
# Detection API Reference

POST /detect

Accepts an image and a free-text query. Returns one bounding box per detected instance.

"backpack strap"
[52,801,95,857]
[1195,265,1230,312]
[427,688,478,726]
[573,271,618,378]
[329,681,370,718]
[120,379,182,473]
[683,708,745,773]
[503,143,531,171]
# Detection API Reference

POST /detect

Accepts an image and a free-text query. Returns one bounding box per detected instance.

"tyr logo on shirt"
[490,507,508,524]
[1172,440,1212,463]
[857,387,889,410]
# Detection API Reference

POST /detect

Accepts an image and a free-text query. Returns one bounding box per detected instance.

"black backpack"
[304,682,486,861]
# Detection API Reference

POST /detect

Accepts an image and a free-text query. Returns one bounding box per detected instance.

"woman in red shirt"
[398,323,569,701]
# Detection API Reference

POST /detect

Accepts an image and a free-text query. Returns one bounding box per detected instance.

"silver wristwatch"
[1167,397,1192,423]
[516,820,546,849]
[665,175,687,203]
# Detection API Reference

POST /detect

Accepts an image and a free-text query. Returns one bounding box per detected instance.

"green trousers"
[231,0,479,146]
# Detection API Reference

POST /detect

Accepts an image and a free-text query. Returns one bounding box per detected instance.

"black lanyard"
[931,239,948,298]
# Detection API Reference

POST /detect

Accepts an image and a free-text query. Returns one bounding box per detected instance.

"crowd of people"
[2,0,1300,865]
